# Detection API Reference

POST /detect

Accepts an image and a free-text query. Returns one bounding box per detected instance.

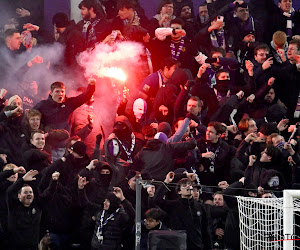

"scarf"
[280,7,295,38]
[153,14,176,27]
[82,17,101,47]
[210,29,225,49]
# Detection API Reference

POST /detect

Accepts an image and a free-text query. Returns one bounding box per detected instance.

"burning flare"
[96,67,127,82]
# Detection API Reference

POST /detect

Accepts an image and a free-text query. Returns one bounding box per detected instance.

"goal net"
[237,193,300,250]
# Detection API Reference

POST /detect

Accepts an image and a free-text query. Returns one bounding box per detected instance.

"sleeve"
[152,182,177,212]
[6,177,25,209]
[167,118,190,143]
[168,138,197,156]
[0,169,15,182]
[174,88,189,120]
[139,73,158,98]
[67,83,95,111]
[155,27,173,41]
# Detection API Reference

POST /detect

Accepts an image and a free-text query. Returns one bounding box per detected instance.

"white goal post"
[237,190,300,250]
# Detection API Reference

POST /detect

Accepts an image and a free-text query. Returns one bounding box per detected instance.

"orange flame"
[98,67,127,82]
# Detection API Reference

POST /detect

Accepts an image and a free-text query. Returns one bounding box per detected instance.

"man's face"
[161,3,174,15]
[217,72,230,81]
[235,7,249,22]
[31,133,45,149]
[287,44,300,63]
[11,99,22,107]
[28,115,41,131]
[103,199,110,210]
[171,23,183,41]
[211,52,223,66]
[272,135,284,147]
[180,6,192,19]
[279,0,292,13]
[100,169,110,175]
[247,119,257,134]
[243,34,255,43]
[163,64,177,78]
[144,218,160,230]
[80,6,90,20]
[260,149,271,162]
[213,194,224,206]
[50,87,66,103]
[192,187,200,200]
[118,7,133,20]
[128,177,136,191]
[18,186,34,207]
[7,32,22,50]
[206,126,220,143]
[187,99,201,116]
[178,182,193,198]
[264,88,275,103]
[254,49,269,64]
[199,6,209,18]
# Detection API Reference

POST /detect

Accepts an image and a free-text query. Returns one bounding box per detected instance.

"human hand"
[202,151,215,159]
[113,187,125,201]
[175,29,186,37]
[245,132,257,143]
[78,175,89,189]
[218,181,229,190]
[52,171,60,180]
[245,60,254,76]
[16,8,30,17]
[236,90,244,99]
[185,172,196,182]
[277,119,289,132]
[262,57,273,70]
[150,123,158,129]
[247,94,255,103]
[0,88,7,99]
[249,155,257,166]
[86,159,98,171]
[88,78,96,85]
[268,77,275,87]
[147,185,155,197]
[239,176,245,184]
[164,171,175,184]
[88,114,94,126]
[277,48,286,62]
[215,228,224,238]
[14,166,26,174]
[284,143,295,156]
[11,106,23,116]
[23,170,38,181]
[227,125,238,134]
[0,154,7,164]
[197,63,210,78]
[23,23,39,31]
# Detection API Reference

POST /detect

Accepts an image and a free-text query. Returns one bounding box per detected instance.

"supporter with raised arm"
[153,172,212,249]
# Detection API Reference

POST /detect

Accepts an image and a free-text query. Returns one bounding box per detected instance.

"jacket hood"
[114,115,133,132]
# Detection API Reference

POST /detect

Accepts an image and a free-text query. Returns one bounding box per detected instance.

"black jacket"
[6,178,42,249]
[34,83,95,132]
[153,183,212,250]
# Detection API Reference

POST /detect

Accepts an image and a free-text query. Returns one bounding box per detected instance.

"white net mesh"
[237,196,300,250]
[237,197,284,249]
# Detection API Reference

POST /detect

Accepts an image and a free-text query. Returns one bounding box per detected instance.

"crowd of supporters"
[0,0,300,249]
